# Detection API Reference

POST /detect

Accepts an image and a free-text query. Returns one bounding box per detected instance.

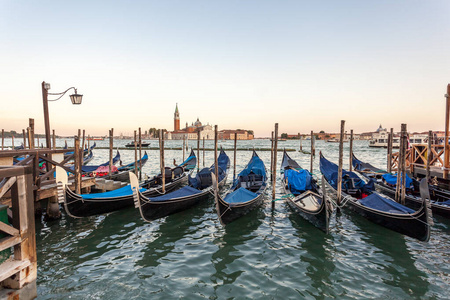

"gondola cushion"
[149,186,202,201]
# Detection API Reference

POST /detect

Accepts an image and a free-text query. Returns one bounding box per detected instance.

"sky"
[1,0,449,137]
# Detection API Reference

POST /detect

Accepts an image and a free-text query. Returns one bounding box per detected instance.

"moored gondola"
[320,152,432,242]
[58,150,197,217]
[280,150,332,233]
[352,153,450,218]
[213,150,267,225]
[131,149,230,221]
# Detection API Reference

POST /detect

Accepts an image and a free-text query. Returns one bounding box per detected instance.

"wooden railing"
[0,148,79,202]
[0,165,37,291]
[390,144,449,178]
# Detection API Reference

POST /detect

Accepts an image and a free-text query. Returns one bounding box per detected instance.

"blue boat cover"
[438,200,450,207]
[224,187,258,204]
[212,150,231,174]
[359,193,415,214]
[237,153,266,179]
[320,155,367,190]
[285,169,312,193]
[179,151,197,170]
[149,186,202,202]
[382,173,414,189]
[80,185,146,199]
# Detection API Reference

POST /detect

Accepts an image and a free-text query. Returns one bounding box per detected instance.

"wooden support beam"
[400,124,407,205]
[139,127,142,180]
[272,123,278,208]
[349,129,354,172]
[109,128,113,179]
[337,120,345,206]
[22,129,26,149]
[427,130,432,182]
[310,131,314,173]
[444,84,450,179]
[74,137,81,194]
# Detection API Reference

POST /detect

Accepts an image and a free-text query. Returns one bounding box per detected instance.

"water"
[10,138,449,299]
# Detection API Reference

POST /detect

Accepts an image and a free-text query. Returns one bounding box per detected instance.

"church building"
[165,104,214,140]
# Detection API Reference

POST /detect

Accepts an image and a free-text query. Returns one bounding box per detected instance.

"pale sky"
[1,0,449,137]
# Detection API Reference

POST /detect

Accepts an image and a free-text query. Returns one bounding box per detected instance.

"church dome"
[194,117,202,127]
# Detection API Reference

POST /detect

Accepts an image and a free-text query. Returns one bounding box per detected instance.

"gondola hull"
[282,185,329,233]
[216,192,265,225]
[63,174,188,218]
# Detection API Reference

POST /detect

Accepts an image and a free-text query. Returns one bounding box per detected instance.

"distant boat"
[125,141,150,148]
[87,137,104,141]
[326,138,347,143]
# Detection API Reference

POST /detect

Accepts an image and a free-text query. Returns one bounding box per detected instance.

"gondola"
[70,150,121,173]
[64,142,96,159]
[58,150,197,218]
[352,153,450,218]
[320,152,432,242]
[280,150,332,233]
[131,149,230,221]
[213,150,267,225]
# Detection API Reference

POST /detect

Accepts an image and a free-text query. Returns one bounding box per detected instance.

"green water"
[31,139,449,299]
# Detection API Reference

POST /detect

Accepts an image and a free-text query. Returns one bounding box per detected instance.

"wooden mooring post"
[272,123,278,209]
[22,129,26,149]
[203,137,205,167]
[52,130,56,150]
[160,129,165,193]
[270,131,274,181]
[310,131,314,173]
[134,130,138,175]
[337,120,345,206]
[349,129,354,172]
[109,128,113,179]
[182,135,185,161]
[387,128,393,173]
[426,130,432,182]
[214,125,219,191]
[1,129,3,150]
[0,165,37,299]
[233,133,237,181]
[197,129,200,171]
[74,136,81,194]
[139,128,142,180]
[444,84,450,179]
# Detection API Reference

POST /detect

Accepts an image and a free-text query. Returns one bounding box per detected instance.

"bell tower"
[174,103,180,131]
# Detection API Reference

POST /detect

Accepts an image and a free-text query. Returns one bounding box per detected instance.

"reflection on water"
[33,139,450,299]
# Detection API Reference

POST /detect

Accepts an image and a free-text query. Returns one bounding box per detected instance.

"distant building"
[219,130,254,140]
[165,105,214,140]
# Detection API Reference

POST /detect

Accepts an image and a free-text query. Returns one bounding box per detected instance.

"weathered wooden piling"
[159,129,165,193]
[270,131,274,180]
[11,134,14,149]
[52,130,56,150]
[182,135,185,161]
[139,128,142,180]
[310,131,314,173]
[74,136,81,194]
[400,124,407,205]
[109,128,113,179]
[81,129,85,150]
[134,130,138,175]
[233,133,237,180]
[203,137,205,167]
[387,128,393,173]
[22,129,26,149]
[272,123,278,208]
[1,129,4,150]
[214,125,219,191]
[298,133,302,151]
[444,84,450,179]
[337,121,345,206]
[197,129,200,171]
[426,130,432,182]
[349,129,353,172]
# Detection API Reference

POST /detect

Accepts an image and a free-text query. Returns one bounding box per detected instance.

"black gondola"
[280,150,332,233]
[125,141,150,148]
[352,153,450,218]
[58,150,197,218]
[213,150,267,225]
[131,149,230,221]
[320,152,432,242]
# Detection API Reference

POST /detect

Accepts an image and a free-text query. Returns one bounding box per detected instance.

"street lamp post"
[41,81,83,150]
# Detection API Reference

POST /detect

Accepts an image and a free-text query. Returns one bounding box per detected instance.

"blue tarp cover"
[359,193,415,214]
[149,186,202,202]
[80,185,146,199]
[285,169,312,193]
[237,154,266,178]
[224,187,258,204]
[180,152,197,170]
[212,151,230,173]
[320,155,368,191]
[437,200,450,207]
[382,173,413,189]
